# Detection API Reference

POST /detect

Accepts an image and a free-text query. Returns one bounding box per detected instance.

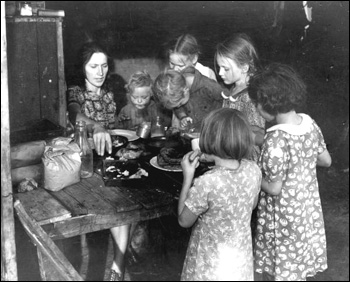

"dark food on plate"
[157,146,187,170]
[116,142,145,160]
[110,135,128,156]
[112,135,127,148]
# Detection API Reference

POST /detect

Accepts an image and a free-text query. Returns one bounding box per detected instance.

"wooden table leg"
[79,234,89,279]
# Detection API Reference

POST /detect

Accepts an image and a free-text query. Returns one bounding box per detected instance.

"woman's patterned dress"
[67,85,116,128]
[254,114,328,281]
[181,160,261,281]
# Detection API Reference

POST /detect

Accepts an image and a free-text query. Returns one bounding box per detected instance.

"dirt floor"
[15,1,348,281]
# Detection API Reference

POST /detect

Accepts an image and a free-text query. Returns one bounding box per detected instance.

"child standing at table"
[248,63,332,281]
[153,67,228,131]
[116,70,171,130]
[167,33,217,81]
[215,33,265,161]
[178,108,262,281]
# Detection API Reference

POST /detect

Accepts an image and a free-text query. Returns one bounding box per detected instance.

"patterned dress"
[182,160,261,281]
[67,85,117,129]
[254,114,328,281]
[222,87,265,162]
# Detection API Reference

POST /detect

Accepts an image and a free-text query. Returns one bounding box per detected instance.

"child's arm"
[178,151,200,228]
[317,149,332,167]
[261,178,283,196]
[174,107,193,127]
[251,125,265,146]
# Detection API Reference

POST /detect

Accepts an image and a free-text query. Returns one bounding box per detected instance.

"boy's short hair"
[125,70,153,94]
[248,63,306,115]
[153,69,187,107]
[199,108,253,161]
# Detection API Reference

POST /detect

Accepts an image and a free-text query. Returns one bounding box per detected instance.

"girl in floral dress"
[248,63,332,281]
[215,33,265,162]
[178,108,262,281]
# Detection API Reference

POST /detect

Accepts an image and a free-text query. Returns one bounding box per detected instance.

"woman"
[67,42,114,156]
[67,42,128,281]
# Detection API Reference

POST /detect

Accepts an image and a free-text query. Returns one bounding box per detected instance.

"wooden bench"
[14,200,84,281]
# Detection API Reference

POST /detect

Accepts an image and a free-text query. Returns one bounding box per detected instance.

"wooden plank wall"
[1,1,18,280]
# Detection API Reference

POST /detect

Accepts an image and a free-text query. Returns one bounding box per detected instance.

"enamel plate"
[108,129,139,142]
[149,156,182,172]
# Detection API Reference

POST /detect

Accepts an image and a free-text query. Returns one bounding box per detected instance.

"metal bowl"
[146,136,167,148]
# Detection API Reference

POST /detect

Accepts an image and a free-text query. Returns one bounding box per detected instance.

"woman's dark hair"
[75,41,112,88]
[248,63,307,115]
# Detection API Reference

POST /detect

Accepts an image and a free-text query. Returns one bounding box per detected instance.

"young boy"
[116,70,171,130]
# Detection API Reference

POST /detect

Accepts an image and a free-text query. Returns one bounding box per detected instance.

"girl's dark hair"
[248,63,307,115]
[215,33,260,76]
[199,108,253,161]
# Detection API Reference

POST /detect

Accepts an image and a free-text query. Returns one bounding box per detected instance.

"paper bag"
[42,137,81,191]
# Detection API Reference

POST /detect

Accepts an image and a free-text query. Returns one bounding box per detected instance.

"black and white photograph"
[1,1,348,281]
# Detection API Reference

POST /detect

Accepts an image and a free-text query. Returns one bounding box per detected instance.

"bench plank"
[14,188,71,225]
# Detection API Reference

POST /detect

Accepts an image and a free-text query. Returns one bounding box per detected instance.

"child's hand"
[118,114,131,122]
[181,150,200,179]
[180,116,193,128]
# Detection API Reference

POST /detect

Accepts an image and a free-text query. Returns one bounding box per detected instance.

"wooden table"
[14,156,186,280]
[14,159,183,240]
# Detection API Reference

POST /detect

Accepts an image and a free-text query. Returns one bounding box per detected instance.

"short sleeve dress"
[222,88,265,162]
[254,114,328,281]
[181,160,261,281]
[67,85,116,129]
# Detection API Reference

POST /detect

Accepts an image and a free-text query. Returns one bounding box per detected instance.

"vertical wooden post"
[56,18,67,128]
[1,1,18,280]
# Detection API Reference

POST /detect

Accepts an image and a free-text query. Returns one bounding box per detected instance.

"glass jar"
[74,121,93,178]
[136,122,151,138]
[151,116,165,138]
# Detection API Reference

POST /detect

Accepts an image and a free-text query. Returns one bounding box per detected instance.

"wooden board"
[48,174,113,216]
[82,174,142,212]
[14,188,71,225]
[43,205,175,240]
[49,173,141,216]
[14,200,83,281]
[109,179,175,209]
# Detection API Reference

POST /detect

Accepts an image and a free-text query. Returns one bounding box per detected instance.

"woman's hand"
[93,125,112,156]
[181,150,200,179]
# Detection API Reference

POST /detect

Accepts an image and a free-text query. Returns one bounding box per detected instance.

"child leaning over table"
[178,108,262,281]
[153,67,229,131]
[248,63,332,281]
[116,70,171,130]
